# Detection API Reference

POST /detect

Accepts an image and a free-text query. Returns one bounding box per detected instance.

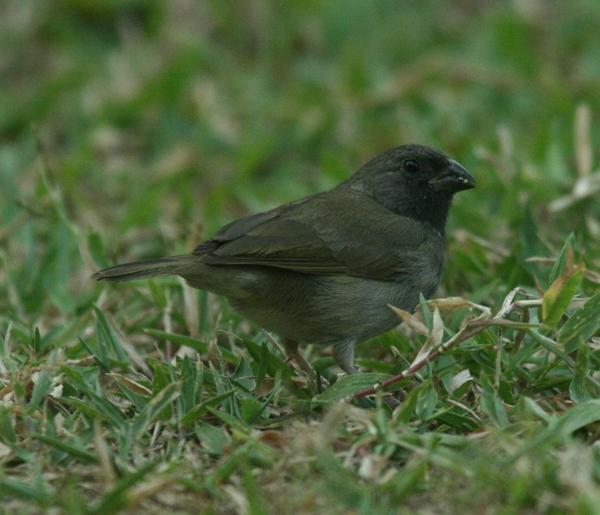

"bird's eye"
[404,159,420,173]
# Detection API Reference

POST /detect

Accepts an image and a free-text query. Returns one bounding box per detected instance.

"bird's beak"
[428,159,476,192]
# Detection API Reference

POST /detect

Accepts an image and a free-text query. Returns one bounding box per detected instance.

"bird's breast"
[395,230,445,303]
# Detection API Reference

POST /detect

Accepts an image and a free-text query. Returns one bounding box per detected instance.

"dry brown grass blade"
[354,291,537,399]
[575,104,592,177]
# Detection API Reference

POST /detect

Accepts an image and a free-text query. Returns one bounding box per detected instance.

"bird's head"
[345,144,475,231]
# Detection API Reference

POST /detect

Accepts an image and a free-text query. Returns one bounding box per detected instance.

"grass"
[1,1,600,513]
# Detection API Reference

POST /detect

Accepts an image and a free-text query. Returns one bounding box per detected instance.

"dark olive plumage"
[93,144,475,373]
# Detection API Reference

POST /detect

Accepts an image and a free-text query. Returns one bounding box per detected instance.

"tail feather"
[92,255,194,282]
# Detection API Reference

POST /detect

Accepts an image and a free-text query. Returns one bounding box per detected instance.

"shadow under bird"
[93,144,475,374]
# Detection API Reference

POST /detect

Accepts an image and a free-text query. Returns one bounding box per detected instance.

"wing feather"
[194,190,428,280]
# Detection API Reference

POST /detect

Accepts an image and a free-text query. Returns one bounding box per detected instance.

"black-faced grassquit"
[94,145,475,373]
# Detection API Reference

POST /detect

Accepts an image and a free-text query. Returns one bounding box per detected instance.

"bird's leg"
[283,338,313,375]
[333,339,358,374]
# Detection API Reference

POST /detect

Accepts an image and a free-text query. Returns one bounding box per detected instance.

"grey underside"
[183,252,441,348]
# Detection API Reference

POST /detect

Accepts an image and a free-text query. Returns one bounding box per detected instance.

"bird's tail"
[92,255,196,282]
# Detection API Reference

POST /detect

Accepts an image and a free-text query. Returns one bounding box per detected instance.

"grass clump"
[2,1,600,513]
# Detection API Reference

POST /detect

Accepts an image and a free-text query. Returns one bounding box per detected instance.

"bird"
[93,144,475,374]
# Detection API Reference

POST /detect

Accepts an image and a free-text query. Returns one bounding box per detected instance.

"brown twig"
[354,323,484,399]
[354,289,537,399]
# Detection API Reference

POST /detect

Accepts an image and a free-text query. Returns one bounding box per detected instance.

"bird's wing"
[193,190,430,280]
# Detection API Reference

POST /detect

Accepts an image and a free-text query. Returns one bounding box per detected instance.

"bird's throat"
[400,192,453,233]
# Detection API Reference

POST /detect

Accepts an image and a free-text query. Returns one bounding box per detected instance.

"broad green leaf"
[179,356,200,415]
[31,327,42,353]
[78,337,110,371]
[435,409,479,431]
[206,443,252,487]
[240,397,263,424]
[241,466,269,515]
[395,385,421,423]
[181,389,237,427]
[548,232,576,284]
[130,383,180,440]
[205,406,250,434]
[29,368,53,411]
[419,293,433,330]
[62,397,112,421]
[314,373,391,403]
[89,462,159,515]
[569,341,594,402]
[570,401,600,433]
[415,381,438,420]
[519,397,553,424]
[479,374,509,427]
[528,329,575,368]
[542,248,584,327]
[195,422,231,456]
[380,462,427,498]
[148,279,167,308]
[87,231,108,269]
[0,478,51,505]
[29,349,60,410]
[559,292,600,349]
[513,399,600,461]
[145,328,238,364]
[32,433,98,464]
[242,338,290,378]
[0,408,17,444]
[94,307,128,364]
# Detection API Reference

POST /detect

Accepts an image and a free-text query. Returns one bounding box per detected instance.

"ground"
[1,1,600,513]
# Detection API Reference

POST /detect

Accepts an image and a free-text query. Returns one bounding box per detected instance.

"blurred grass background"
[1,1,600,513]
